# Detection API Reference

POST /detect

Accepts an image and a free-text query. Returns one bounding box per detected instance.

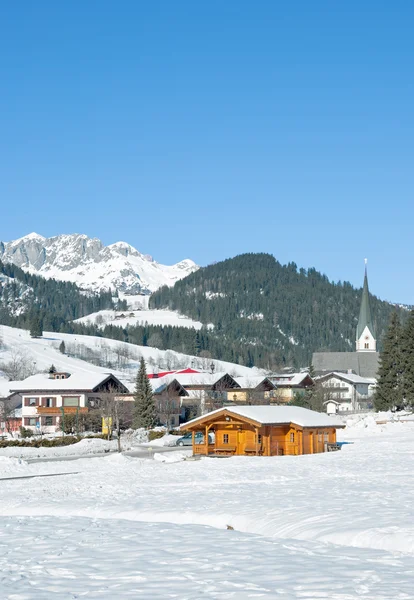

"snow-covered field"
[0,417,413,598]
[74,308,206,330]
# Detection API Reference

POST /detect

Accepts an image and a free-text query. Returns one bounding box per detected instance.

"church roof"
[357,267,375,339]
[312,351,379,379]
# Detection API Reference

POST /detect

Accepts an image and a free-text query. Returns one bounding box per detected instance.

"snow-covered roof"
[156,372,237,388]
[183,405,344,428]
[0,379,13,398]
[234,376,275,389]
[9,372,123,393]
[271,373,313,387]
[320,372,376,385]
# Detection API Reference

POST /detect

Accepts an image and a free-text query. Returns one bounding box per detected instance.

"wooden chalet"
[180,406,344,457]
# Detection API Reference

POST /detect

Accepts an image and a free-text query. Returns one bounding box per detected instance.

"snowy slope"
[0,325,260,390]
[74,308,208,330]
[0,232,198,294]
[0,420,414,598]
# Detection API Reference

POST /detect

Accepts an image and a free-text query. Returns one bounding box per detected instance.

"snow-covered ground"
[0,417,413,598]
[74,308,206,330]
[0,325,261,390]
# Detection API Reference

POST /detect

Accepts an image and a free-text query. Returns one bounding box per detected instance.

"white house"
[317,372,376,414]
[10,371,129,434]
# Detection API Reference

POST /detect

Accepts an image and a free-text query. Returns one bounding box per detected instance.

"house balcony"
[37,407,88,415]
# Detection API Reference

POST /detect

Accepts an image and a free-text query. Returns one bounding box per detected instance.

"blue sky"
[1,1,413,303]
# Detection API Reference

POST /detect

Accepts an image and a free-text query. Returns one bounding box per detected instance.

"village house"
[180,405,344,456]
[269,373,315,403]
[10,371,129,434]
[229,376,275,404]
[317,371,376,414]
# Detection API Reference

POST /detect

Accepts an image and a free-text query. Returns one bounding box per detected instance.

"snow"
[75,308,204,330]
[184,405,345,428]
[0,232,199,294]
[0,325,261,392]
[0,419,413,598]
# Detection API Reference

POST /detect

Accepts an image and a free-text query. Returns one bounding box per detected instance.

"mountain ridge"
[0,233,198,295]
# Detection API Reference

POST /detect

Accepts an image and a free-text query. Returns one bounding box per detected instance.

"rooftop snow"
[9,372,120,392]
[184,405,344,428]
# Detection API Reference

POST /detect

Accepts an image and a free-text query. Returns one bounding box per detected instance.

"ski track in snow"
[0,423,413,598]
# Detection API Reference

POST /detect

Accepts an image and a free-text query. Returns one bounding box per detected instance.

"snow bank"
[153,451,189,463]
[0,437,117,459]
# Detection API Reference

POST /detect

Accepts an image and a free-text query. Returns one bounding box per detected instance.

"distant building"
[312,264,379,379]
[317,372,376,414]
[10,371,129,434]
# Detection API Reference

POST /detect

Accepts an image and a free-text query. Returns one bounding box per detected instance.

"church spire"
[356,260,376,352]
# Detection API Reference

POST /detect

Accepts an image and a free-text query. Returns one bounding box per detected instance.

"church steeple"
[356,260,376,352]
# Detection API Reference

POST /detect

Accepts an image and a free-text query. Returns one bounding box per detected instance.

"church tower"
[356,260,376,352]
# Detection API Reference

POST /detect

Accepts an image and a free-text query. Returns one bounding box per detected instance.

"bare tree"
[157,386,180,430]
[0,397,18,435]
[99,388,133,452]
[1,349,38,381]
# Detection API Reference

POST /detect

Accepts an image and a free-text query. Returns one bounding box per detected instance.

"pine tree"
[133,358,157,429]
[59,340,66,354]
[374,312,403,411]
[400,310,414,407]
[30,316,43,338]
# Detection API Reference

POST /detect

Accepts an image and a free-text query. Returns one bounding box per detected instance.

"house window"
[223,433,229,444]
[28,398,37,406]
[290,432,295,443]
[63,397,79,407]
[364,343,369,349]
[45,398,54,408]
[318,433,323,442]
[44,416,53,426]
[324,433,329,442]
[171,416,176,426]
[25,417,37,426]
[258,434,262,444]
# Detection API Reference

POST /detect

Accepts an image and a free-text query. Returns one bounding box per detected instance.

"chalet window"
[364,343,369,349]
[258,434,262,444]
[44,416,53,426]
[324,433,329,442]
[25,417,37,426]
[290,432,295,443]
[318,433,323,442]
[28,398,37,406]
[223,433,229,444]
[45,398,54,408]
[63,397,79,407]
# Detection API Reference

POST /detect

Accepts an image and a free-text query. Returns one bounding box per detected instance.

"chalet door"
[237,429,246,454]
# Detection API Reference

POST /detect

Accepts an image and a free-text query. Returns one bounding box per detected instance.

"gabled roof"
[357,267,375,339]
[150,378,189,396]
[318,372,376,385]
[234,376,275,390]
[156,372,240,390]
[270,373,314,387]
[9,372,129,393]
[182,406,344,429]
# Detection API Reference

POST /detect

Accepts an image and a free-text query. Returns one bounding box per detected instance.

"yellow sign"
[102,417,112,435]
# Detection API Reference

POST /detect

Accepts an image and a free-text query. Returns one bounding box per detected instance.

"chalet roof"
[9,372,129,393]
[183,406,344,429]
[312,352,379,379]
[150,377,189,396]
[156,372,240,389]
[234,376,275,390]
[270,373,314,387]
[318,372,376,385]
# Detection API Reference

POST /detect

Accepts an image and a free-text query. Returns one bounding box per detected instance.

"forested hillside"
[149,253,406,368]
[0,260,116,332]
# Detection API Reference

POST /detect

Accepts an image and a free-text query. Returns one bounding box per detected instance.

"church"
[312,264,379,379]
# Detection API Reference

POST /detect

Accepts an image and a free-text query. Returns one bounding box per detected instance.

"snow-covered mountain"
[0,233,198,294]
